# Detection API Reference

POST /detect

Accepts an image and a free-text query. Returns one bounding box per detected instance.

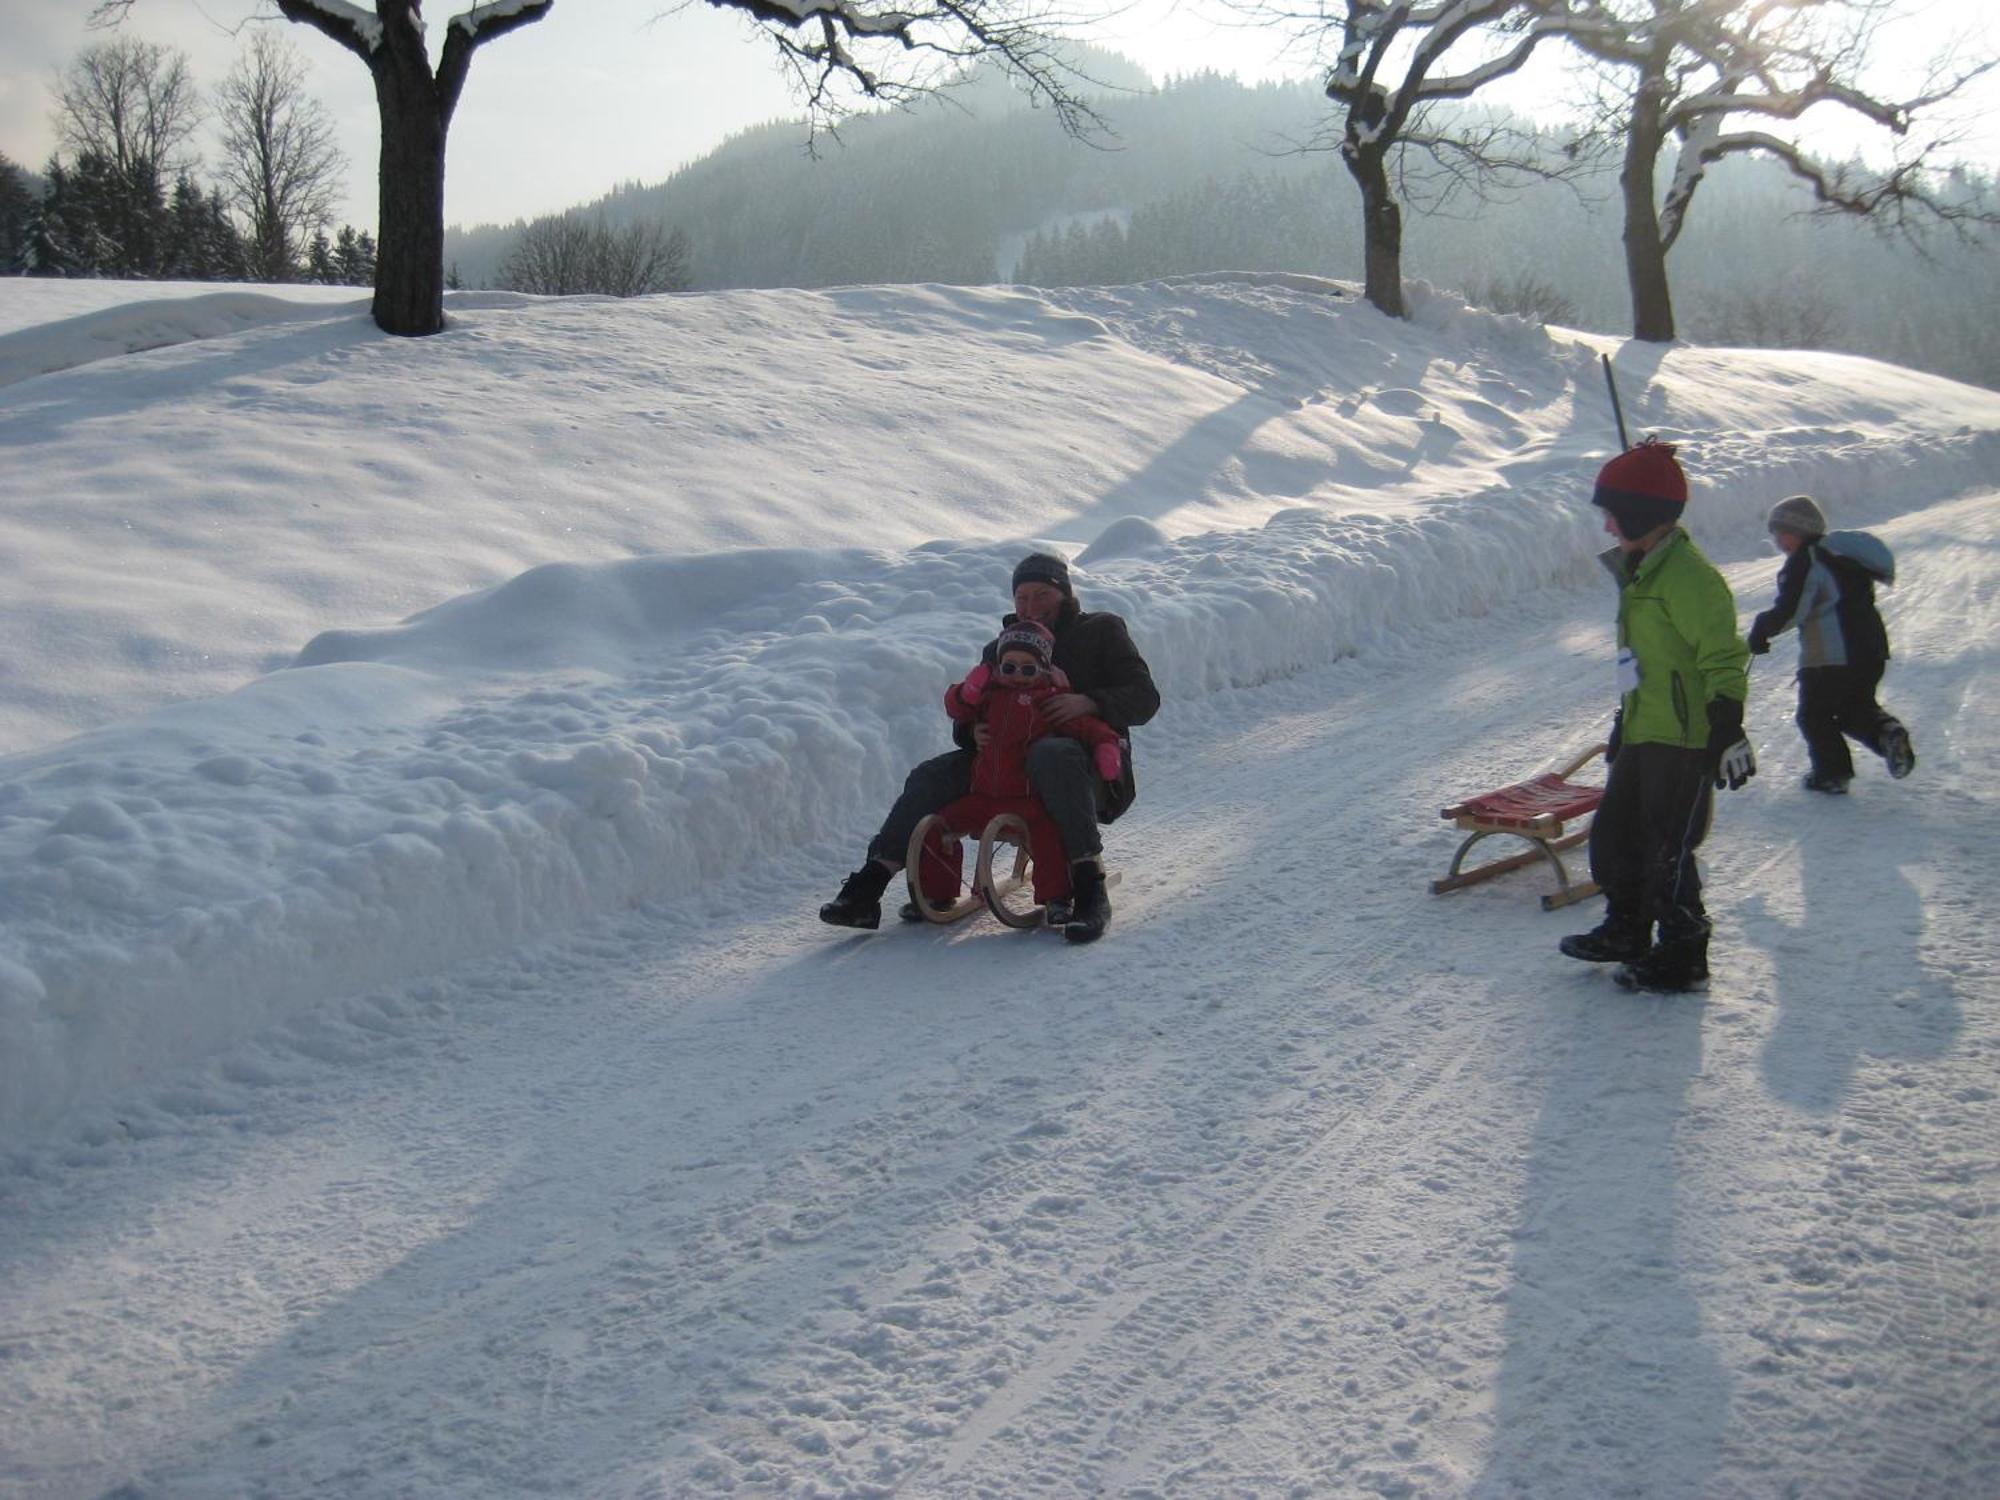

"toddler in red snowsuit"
[934,620,1123,908]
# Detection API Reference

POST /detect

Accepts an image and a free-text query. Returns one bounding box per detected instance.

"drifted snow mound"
[0,288,368,387]
[1077,516,1172,564]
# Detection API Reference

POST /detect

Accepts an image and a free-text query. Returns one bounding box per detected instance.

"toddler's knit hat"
[994,620,1056,666]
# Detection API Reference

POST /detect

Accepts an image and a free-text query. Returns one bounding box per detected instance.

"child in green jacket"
[1560,440,1755,994]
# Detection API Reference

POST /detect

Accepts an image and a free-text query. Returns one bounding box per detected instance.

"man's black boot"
[819,862,893,929]
[1064,859,1111,944]
[1559,918,1650,964]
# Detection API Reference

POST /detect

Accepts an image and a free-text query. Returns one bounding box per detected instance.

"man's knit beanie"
[1592,438,1688,539]
[1011,551,1073,597]
[1766,494,1828,539]
[994,620,1056,665]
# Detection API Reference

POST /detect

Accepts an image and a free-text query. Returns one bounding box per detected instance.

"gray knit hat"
[1767,495,1827,539]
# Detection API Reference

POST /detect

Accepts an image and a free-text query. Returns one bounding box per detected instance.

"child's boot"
[1615,933,1710,994]
[1560,913,1650,963]
[1882,721,1916,779]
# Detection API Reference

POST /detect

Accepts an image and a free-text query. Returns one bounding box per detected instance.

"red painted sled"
[1431,744,1608,910]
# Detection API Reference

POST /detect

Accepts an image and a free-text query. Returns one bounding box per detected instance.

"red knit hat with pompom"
[1593,438,1688,538]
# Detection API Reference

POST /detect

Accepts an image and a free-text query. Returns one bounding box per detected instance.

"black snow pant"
[1797,661,1897,783]
[1588,741,1714,947]
[866,740,1105,869]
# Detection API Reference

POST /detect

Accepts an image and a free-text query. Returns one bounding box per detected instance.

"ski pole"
[1602,353,1630,451]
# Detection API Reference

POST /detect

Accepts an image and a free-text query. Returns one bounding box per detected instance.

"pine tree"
[332,224,375,285]
[307,227,335,283]
[21,162,74,276]
[162,173,207,278]
[0,153,33,271]
[204,190,249,281]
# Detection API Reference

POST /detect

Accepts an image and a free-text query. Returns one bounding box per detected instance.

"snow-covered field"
[0,274,1995,1497]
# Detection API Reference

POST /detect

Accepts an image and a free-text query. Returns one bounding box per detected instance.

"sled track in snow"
[917,991,1499,1496]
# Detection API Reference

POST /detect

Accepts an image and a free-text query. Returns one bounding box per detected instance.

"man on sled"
[819,552,1161,943]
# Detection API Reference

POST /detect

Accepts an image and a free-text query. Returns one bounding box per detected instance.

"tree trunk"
[369,28,449,337]
[1621,67,1675,343]
[1346,144,1405,320]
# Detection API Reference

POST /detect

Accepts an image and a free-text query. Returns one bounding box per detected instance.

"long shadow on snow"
[1738,782,1966,1116]
[1473,992,1728,1499]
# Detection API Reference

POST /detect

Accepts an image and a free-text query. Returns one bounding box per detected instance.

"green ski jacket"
[1601,528,1750,749]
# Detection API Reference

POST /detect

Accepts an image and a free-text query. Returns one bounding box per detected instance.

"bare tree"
[214,30,347,282]
[1240,1,1574,318]
[499,213,693,296]
[1690,280,1842,350]
[93,1,1102,338]
[53,35,203,179]
[1549,0,1999,340]
[1466,269,1578,325]
[593,220,693,297]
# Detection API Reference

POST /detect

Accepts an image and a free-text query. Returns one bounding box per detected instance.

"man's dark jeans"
[866,739,1105,868]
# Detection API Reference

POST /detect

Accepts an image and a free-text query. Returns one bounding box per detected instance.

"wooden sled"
[1431,744,1608,911]
[905,812,1120,931]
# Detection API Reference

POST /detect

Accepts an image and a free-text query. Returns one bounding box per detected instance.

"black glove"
[1605,710,1623,765]
[1706,697,1756,791]
[1746,630,1770,656]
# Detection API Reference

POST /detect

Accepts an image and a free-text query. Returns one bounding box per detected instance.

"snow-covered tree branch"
[1543,0,1998,340]
[91,0,1107,336]
[1306,0,1574,318]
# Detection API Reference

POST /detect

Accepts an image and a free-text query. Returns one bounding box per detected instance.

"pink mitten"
[957,662,992,706]
[1094,741,1122,780]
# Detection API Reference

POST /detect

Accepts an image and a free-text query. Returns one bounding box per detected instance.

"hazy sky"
[2,0,1994,233]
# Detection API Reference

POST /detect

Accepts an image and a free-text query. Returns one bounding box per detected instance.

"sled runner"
[904,812,1119,931]
[1430,744,1608,911]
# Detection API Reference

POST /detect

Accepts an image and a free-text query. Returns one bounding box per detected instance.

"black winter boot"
[1614,934,1710,994]
[819,861,893,929]
[1559,917,1650,964]
[1064,859,1111,944]
[1882,721,1916,780]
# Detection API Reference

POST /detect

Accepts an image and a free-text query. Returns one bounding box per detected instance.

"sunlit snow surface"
[0,274,1995,1498]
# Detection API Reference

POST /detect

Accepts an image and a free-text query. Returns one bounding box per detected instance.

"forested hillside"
[443,64,2000,389]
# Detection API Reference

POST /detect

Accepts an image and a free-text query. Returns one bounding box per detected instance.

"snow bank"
[3,274,1999,1140]
[0,289,371,389]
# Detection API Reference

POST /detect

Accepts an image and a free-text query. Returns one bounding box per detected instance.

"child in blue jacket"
[1747,495,1915,793]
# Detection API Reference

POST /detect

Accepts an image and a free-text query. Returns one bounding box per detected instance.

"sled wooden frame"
[905,811,1121,931]
[1431,744,1608,911]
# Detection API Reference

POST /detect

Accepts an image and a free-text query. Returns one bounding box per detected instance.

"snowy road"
[2,496,1996,1498]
